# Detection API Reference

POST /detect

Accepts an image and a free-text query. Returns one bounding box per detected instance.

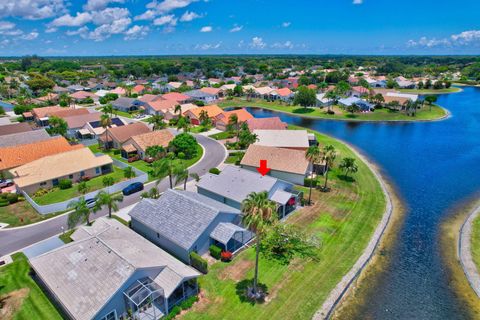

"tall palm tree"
[152,155,178,188]
[321,145,337,191]
[173,163,189,190]
[94,191,124,218]
[339,157,358,179]
[242,191,278,299]
[100,113,112,150]
[67,197,92,229]
[246,88,255,101]
[101,104,114,117]
[174,104,182,117]
[305,145,321,205]
[147,114,167,130]
[228,114,239,141]
[176,116,191,132]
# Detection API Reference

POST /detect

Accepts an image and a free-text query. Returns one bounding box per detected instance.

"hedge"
[164,296,199,320]
[190,251,208,273]
[304,178,317,188]
[59,179,72,190]
[209,245,222,260]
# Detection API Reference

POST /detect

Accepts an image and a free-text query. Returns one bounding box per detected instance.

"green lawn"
[0,200,63,227]
[0,253,62,320]
[471,214,480,271]
[218,98,448,122]
[59,228,76,244]
[398,87,462,94]
[225,152,245,164]
[209,131,235,140]
[89,143,204,182]
[182,126,386,320]
[32,166,126,205]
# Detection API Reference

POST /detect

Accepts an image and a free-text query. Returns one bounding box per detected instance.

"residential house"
[271,87,294,102]
[253,129,316,150]
[254,86,275,100]
[30,106,64,126]
[81,117,126,140]
[130,189,252,263]
[139,94,161,104]
[183,105,223,125]
[200,87,222,98]
[184,90,217,104]
[0,122,32,136]
[111,97,143,113]
[11,148,113,194]
[214,109,253,131]
[315,93,334,107]
[132,84,146,95]
[240,144,312,185]
[52,85,69,94]
[395,76,416,89]
[246,117,288,131]
[99,122,150,149]
[338,97,373,111]
[30,218,200,320]
[144,99,178,116]
[94,89,109,98]
[109,87,127,96]
[164,103,197,121]
[63,112,102,139]
[31,93,59,105]
[351,86,371,97]
[0,137,81,172]
[69,90,98,103]
[197,166,300,218]
[66,84,88,93]
[385,92,418,102]
[0,129,52,148]
[121,129,175,159]
[161,92,191,104]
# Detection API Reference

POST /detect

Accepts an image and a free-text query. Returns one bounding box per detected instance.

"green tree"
[123,166,135,179]
[339,157,358,179]
[93,190,123,218]
[147,114,167,130]
[152,155,178,188]
[77,181,89,195]
[173,163,189,190]
[233,85,244,97]
[102,176,115,189]
[47,116,68,137]
[321,145,337,191]
[424,95,437,111]
[176,116,191,132]
[146,145,166,160]
[242,191,278,300]
[237,122,257,149]
[26,73,55,93]
[305,145,321,205]
[67,197,92,228]
[293,86,316,109]
[100,113,112,150]
[168,133,198,159]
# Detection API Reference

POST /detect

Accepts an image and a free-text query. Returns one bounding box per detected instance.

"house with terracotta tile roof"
[0,136,82,172]
[10,148,113,194]
[351,86,371,97]
[132,84,146,95]
[98,122,150,149]
[183,105,223,125]
[109,87,127,96]
[214,109,254,131]
[161,92,191,104]
[69,90,98,103]
[240,144,312,185]
[144,99,178,116]
[200,87,222,97]
[138,94,161,104]
[31,107,89,126]
[121,129,175,159]
[246,117,288,131]
[63,112,102,138]
[164,103,197,121]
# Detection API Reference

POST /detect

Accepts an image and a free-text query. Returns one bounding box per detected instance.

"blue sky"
[0,0,479,56]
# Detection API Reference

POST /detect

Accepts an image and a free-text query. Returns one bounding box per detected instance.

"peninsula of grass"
[398,87,462,94]
[182,126,387,320]
[0,253,62,320]
[219,98,448,122]
[471,215,480,271]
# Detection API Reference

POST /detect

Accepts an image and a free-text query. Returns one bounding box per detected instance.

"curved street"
[0,134,226,257]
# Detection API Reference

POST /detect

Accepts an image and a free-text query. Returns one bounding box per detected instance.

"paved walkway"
[459,204,480,298]
[313,141,394,320]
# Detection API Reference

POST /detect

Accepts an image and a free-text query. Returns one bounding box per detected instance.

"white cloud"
[195,42,221,50]
[135,10,157,21]
[83,0,125,11]
[21,32,39,40]
[271,40,293,49]
[200,26,212,32]
[0,0,66,20]
[407,30,480,48]
[81,17,131,41]
[0,22,23,36]
[91,7,130,25]
[0,21,15,31]
[153,14,177,26]
[50,12,92,27]
[45,27,57,33]
[66,26,89,36]
[282,22,291,28]
[353,0,363,4]
[230,25,243,32]
[124,25,149,40]
[149,0,197,14]
[180,11,201,22]
[249,36,266,49]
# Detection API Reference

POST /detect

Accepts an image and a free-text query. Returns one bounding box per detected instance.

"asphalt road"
[0,134,226,257]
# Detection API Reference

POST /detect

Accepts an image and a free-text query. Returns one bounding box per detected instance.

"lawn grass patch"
[0,253,62,320]
[471,214,480,271]
[59,229,76,244]
[182,126,386,320]
[0,200,63,227]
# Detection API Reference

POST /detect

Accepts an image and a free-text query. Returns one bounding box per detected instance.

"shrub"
[0,200,8,207]
[113,149,121,155]
[209,245,222,259]
[164,306,182,320]
[304,178,317,188]
[58,179,72,190]
[209,168,220,175]
[190,252,208,274]
[33,188,49,197]
[169,133,198,159]
[177,152,186,159]
[6,193,19,204]
[221,251,233,262]
[179,295,199,310]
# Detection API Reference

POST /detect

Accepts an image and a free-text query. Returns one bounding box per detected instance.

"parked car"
[0,179,13,189]
[122,182,144,196]
[85,198,96,209]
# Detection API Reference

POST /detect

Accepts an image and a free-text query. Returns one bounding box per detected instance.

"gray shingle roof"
[0,129,51,147]
[210,222,246,245]
[30,218,199,320]
[129,189,240,250]
[196,166,278,204]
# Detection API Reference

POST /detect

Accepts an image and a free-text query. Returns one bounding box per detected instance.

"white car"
[0,179,13,189]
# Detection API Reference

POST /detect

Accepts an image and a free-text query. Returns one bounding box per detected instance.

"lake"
[245,86,480,319]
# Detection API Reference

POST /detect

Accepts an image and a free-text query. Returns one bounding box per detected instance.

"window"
[69,175,73,179]
[40,182,47,186]
[101,310,116,320]
[157,232,160,238]
[52,179,59,186]
[80,171,85,177]
[95,167,100,174]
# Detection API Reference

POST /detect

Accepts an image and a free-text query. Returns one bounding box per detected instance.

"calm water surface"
[246,86,480,319]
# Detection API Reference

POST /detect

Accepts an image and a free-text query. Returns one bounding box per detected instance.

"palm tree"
[102,176,115,192]
[174,104,182,117]
[176,116,191,132]
[339,157,358,179]
[152,155,178,188]
[100,113,112,150]
[94,190,124,218]
[321,145,337,191]
[305,145,321,205]
[67,197,92,228]
[77,181,89,195]
[228,114,239,141]
[147,114,167,131]
[198,110,209,126]
[174,164,189,190]
[242,191,278,300]
[101,104,114,117]
[123,166,135,179]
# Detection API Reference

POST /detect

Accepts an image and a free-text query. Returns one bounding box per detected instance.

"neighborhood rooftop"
[253,129,311,149]
[0,129,52,148]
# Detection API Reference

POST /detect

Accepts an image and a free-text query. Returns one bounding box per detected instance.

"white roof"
[253,129,310,148]
[95,89,109,97]
[386,92,418,102]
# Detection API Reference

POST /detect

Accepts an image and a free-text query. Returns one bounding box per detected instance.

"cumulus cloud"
[407,30,480,48]
[83,0,125,11]
[149,0,198,14]
[0,21,23,36]
[180,11,201,22]
[153,14,177,26]
[50,12,92,27]
[249,37,266,49]
[124,25,149,40]
[271,40,293,49]
[0,0,66,20]
[230,25,243,32]
[200,26,212,32]
[20,32,39,40]
[282,22,291,28]
[195,42,221,50]
[135,10,157,21]
[91,7,130,25]
[353,0,363,4]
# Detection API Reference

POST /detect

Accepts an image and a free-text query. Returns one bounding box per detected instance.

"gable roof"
[185,105,223,119]
[215,108,253,123]
[100,122,150,144]
[50,108,90,119]
[184,89,216,99]
[161,92,190,102]
[0,137,81,170]
[63,112,102,129]
[275,87,293,97]
[139,94,161,103]
[129,189,240,250]
[112,97,139,108]
[31,106,65,119]
[0,129,52,148]
[197,165,279,204]
[241,144,310,175]
[253,129,310,149]
[200,87,221,95]
[246,117,288,131]
[0,122,32,136]
[128,129,175,151]
[30,218,199,320]
[146,99,178,112]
